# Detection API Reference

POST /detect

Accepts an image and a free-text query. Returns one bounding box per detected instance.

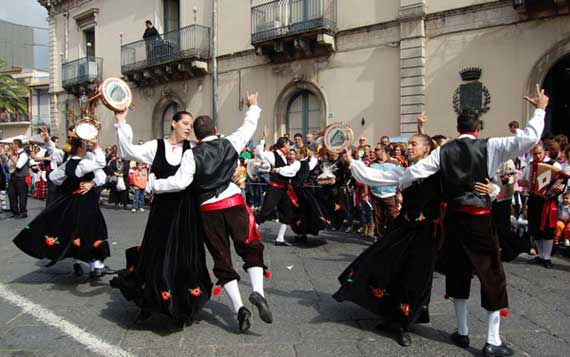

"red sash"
[199,194,261,244]
[268,181,299,208]
[452,206,491,216]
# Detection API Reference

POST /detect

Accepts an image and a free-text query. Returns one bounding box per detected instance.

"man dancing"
[151,93,272,333]
[398,85,549,356]
[255,137,301,246]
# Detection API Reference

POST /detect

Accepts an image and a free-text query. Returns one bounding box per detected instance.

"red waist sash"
[452,206,491,216]
[268,180,299,208]
[200,194,261,244]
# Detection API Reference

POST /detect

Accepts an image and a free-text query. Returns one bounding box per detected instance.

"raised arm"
[151,149,196,193]
[274,160,301,178]
[114,109,157,165]
[399,147,441,190]
[350,160,403,187]
[226,92,261,153]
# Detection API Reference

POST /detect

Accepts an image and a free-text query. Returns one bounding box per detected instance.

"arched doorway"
[542,54,570,136]
[286,91,321,137]
[161,102,179,138]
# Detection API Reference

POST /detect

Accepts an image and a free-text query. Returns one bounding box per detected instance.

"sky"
[0,0,49,69]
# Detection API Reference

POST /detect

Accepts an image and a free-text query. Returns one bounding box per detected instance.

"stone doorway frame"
[274,80,328,141]
[525,36,570,121]
[152,94,186,138]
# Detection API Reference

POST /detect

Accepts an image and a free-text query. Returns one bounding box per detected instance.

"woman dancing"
[109,109,211,328]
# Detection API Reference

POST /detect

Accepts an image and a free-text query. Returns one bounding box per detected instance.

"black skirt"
[291,186,331,236]
[110,189,212,322]
[334,216,439,327]
[13,188,110,264]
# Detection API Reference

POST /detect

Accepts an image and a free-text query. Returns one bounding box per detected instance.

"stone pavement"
[0,198,569,356]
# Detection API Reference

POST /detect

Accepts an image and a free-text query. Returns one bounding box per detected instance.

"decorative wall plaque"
[452,67,491,115]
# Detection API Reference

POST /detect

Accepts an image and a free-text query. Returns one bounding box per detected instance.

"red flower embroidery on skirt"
[128,266,135,273]
[189,288,202,297]
[161,291,171,301]
[264,271,271,279]
[213,286,222,296]
[73,238,81,247]
[400,303,410,317]
[371,288,385,299]
[93,240,103,248]
[44,236,59,246]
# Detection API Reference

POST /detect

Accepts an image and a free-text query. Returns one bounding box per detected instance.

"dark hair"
[508,121,519,129]
[297,146,308,158]
[294,133,303,139]
[193,115,216,140]
[13,139,23,148]
[380,136,390,141]
[68,137,84,156]
[457,109,481,133]
[275,137,290,149]
[67,125,75,132]
[170,110,193,131]
[431,134,447,147]
[50,136,59,142]
[145,20,153,25]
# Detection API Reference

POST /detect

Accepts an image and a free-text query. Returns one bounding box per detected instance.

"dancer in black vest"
[399,85,549,356]
[7,139,29,218]
[256,137,301,246]
[109,110,212,328]
[151,93,272,333]
[13,137,110,275]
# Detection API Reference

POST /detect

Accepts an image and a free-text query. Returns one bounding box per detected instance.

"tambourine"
[99,77,132,112]
[75,114,101,141]
[322,123,354,154]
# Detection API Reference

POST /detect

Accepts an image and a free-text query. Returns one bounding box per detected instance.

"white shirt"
[115,122,195,166]
[15,149,29,171]
[151,105,262,205]
[399,109,545,190]
[258,148,301,177]
[49,148,107,186]
[45,140,65,170]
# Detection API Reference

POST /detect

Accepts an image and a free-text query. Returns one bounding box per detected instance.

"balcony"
[121,24,210,86]
[62,57,103,95]
[251,0,337,62]
[0,112,30,125]
[513,0,570,15]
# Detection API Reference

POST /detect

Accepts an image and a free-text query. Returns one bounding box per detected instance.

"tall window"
[84,29,95,58]
[286,91,321,137]
[162,102,179,137]
[163,0,180,33]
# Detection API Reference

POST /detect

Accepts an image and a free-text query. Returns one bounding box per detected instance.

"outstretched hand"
[115,108,129,123]
[245,92,259,107]
[524,84,549,110]
[474,178,494,195]
[39,127,50,142]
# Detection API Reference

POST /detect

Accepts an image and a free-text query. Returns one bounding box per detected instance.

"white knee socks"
[275,224,287,242]
[454,299,469,336]
[487,310,502,346]
[542,240,553,260]
[247,267,265,297]
[224,279,244,313]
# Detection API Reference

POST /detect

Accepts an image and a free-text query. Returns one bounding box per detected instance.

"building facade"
[39,0,570,146]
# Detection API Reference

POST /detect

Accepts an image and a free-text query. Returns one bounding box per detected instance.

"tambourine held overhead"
[99,77,132,112]
[322,123,354,154]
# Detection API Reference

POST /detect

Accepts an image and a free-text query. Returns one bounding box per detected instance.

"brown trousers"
[201,204,266,285]
[442,211,508,311]
[371,195,399,238]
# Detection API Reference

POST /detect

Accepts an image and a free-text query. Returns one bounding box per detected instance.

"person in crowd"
[508,121,520,135]
[368,146,400,239]
[380,136,390,147]
[106,153,128,209]
[293,133,304,150]
[0,145,9,215]
[391,144,408,167]
[357,136,368,157]
[6,139,29,218]
[555,191,570,247]
[131,162,148,212]
[306,132,315,151]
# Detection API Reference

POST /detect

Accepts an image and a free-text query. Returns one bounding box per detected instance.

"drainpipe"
[212,0,218,124]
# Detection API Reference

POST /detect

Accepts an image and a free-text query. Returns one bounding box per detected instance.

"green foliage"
[0,59,28,114]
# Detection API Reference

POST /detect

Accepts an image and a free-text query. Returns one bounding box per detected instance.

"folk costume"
[109,121,211,325]
[151,105,272,333]
[399,108,546,355]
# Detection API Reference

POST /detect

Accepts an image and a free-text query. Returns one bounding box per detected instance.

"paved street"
[0,198,569,356]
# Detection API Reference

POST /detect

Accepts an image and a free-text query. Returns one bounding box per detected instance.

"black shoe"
[73,263,84,277]
[451,331,470,348]
[237,306,252,333]
[274,241,292,246]
[543,259,553,269]
[15,213,28,219]
[482,342,514,357]
[396,328,412,347]
[528,256,543,265]
[248,291,273,324]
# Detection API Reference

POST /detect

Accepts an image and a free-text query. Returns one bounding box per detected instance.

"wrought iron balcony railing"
[121,24,210,74]
[62,57,103,88]
[0,112,30,124]
[251,0,337,44]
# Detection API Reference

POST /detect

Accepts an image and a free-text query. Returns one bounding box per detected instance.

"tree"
[0,60,28,115]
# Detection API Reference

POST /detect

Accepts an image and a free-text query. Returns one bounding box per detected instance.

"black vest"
[58,159,95,195]
[440,137,491,209]
[151,139,191,201]
[292,160,309,188]
[192,137,238,204]
[269,150,290,184]
[14,150,29,178]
